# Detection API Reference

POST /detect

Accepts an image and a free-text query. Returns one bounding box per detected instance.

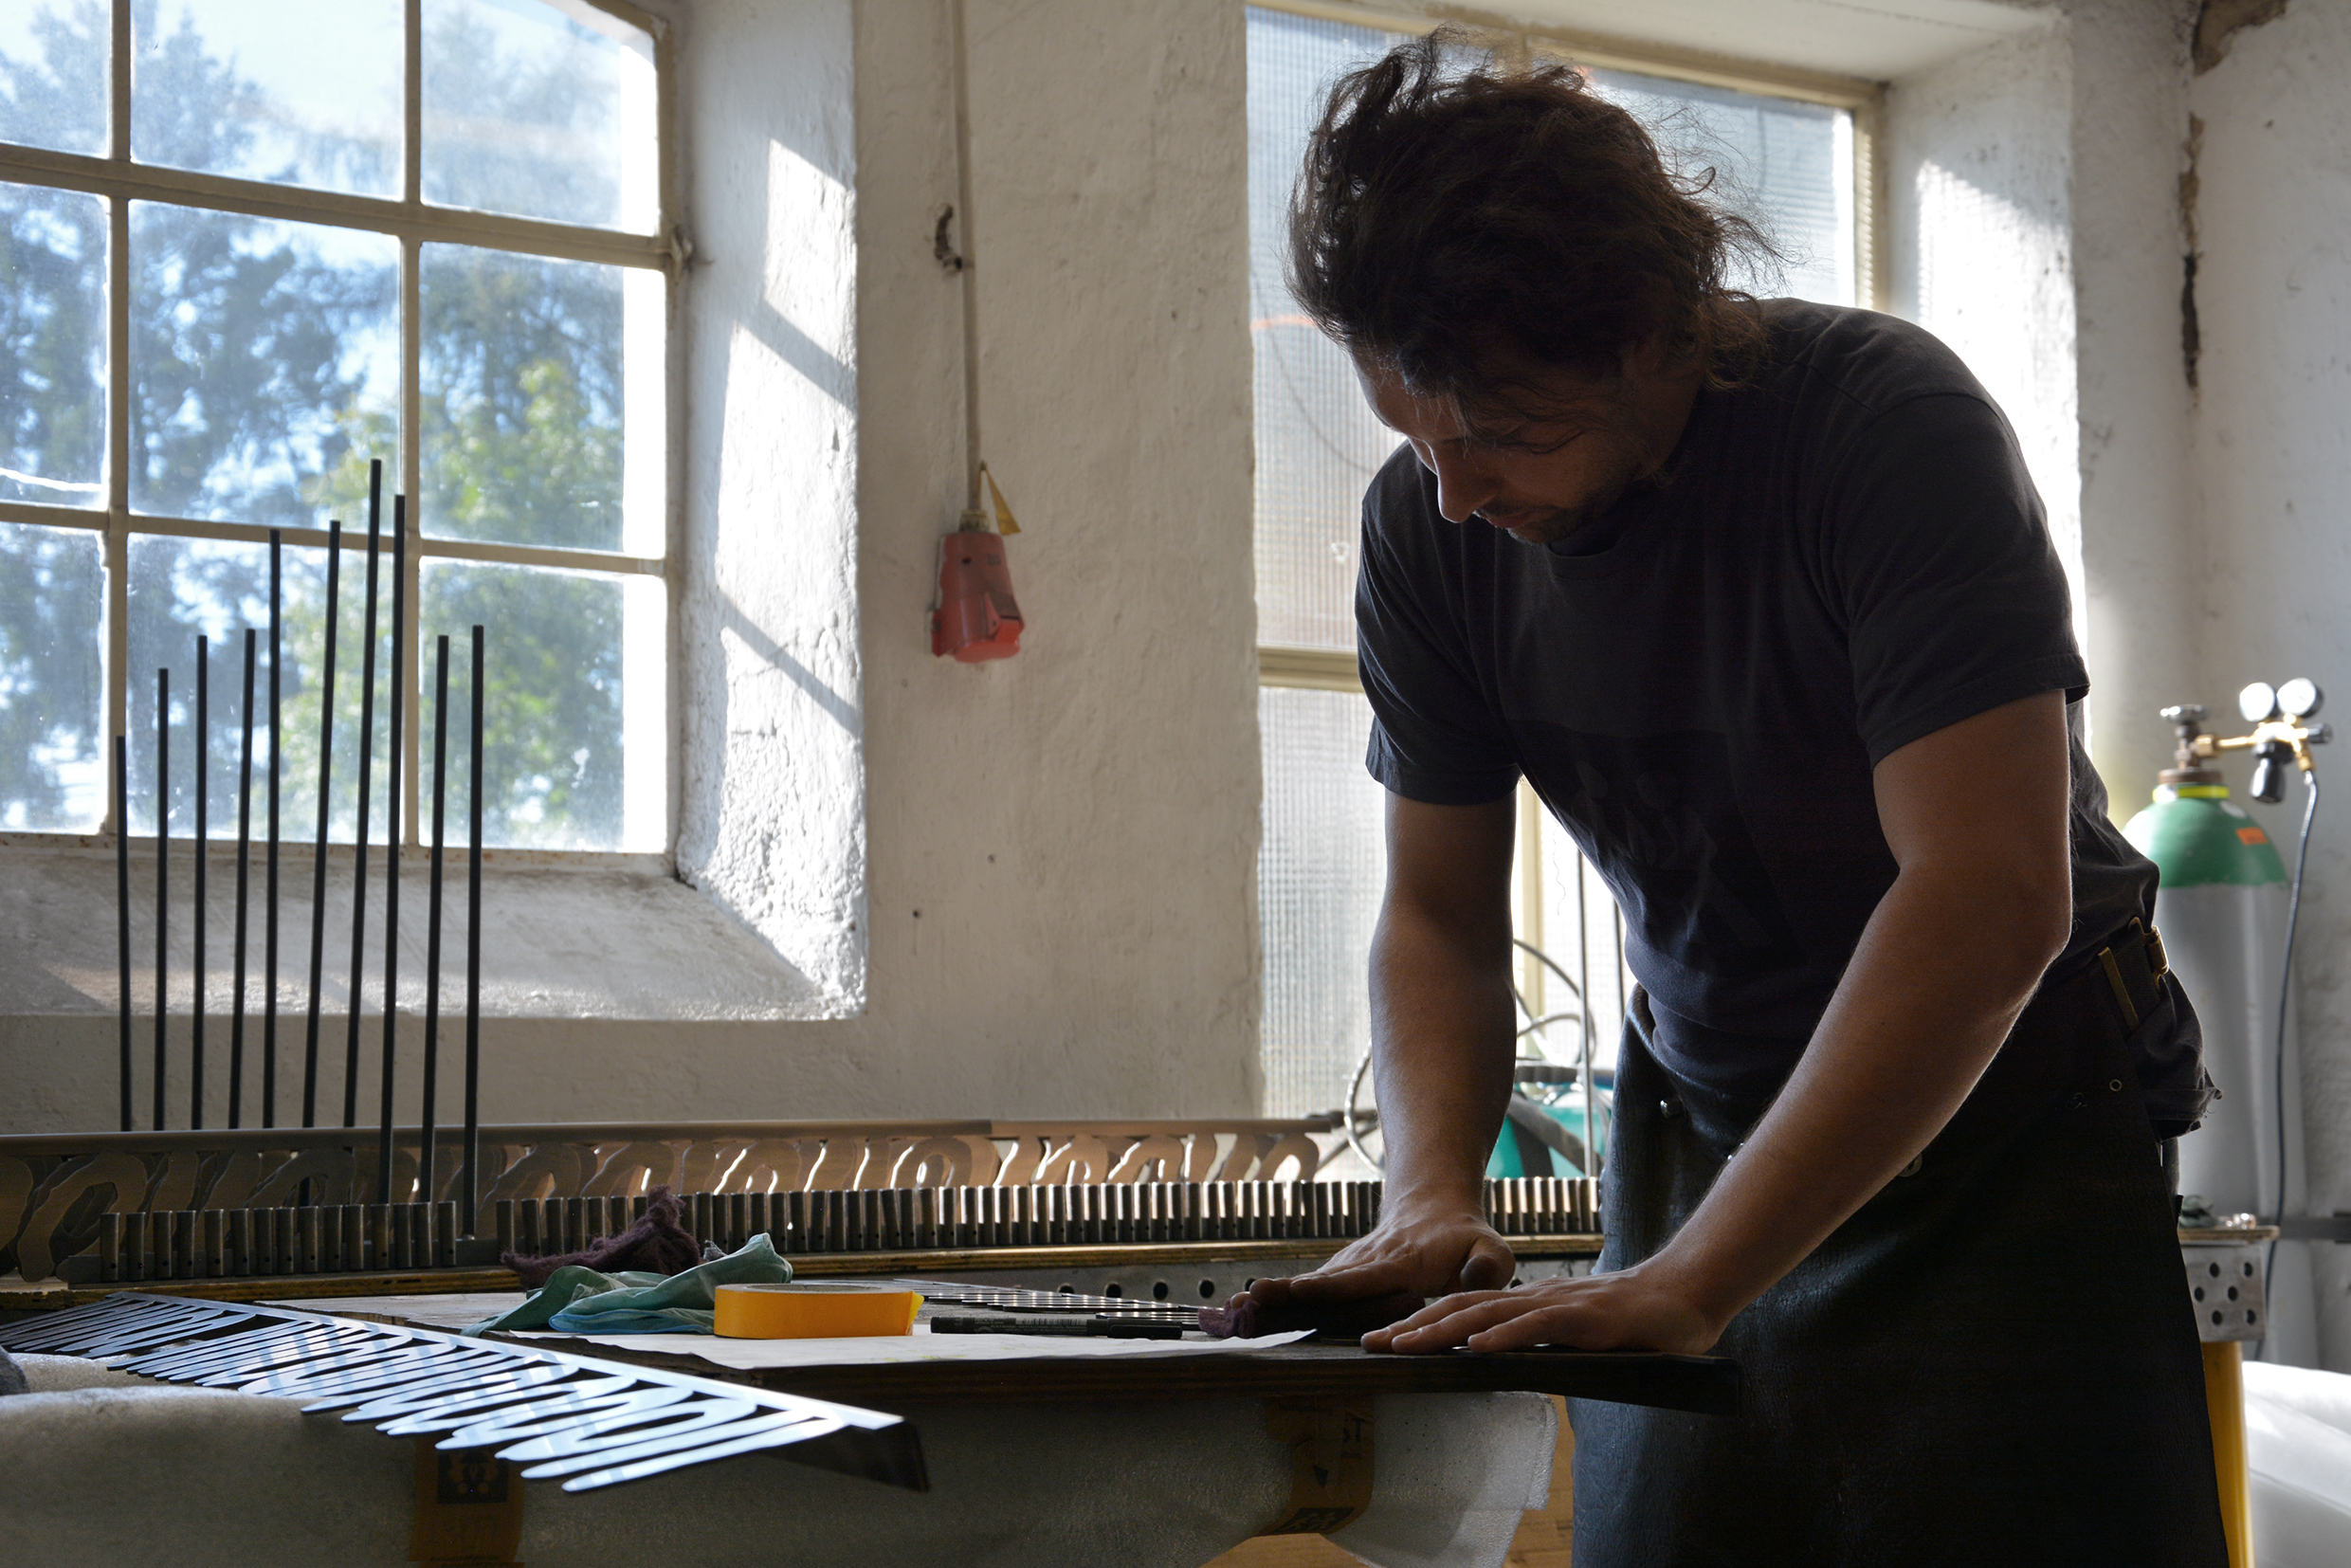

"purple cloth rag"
[502,1185,702,1288]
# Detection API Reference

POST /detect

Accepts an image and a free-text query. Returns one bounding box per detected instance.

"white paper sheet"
[534,1325,1315,1368]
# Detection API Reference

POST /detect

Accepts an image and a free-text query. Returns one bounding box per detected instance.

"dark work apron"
[1568,955,2230,1567]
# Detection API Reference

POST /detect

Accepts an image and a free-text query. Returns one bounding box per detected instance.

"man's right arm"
[1251,791,1522,1308]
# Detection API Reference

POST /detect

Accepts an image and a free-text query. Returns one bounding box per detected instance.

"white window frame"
[1248,0,1888,1025]
[0,0,683,863]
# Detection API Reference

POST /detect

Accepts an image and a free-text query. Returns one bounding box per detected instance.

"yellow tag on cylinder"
[713,1282,924,1339]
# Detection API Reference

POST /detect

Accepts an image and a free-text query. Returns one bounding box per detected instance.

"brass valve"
[2166,682,2330,804]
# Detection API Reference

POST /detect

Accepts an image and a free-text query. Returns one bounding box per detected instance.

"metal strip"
[0,1292,924,1493]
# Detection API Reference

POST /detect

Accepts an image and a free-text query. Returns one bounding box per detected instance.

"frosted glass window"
[125,533,387,845]
[0,180,104,507]
[132,0,401,197]
[1585,66,1854,308]
[0,520,102,830]
[420,245,640,554]
[420,558,662,852]
[421,0,656,233]
[1258,685,1386,1117]
[0,0,669,859]
[129,204,398,527]
[0,0,106,155]
[1248,9,1395,655]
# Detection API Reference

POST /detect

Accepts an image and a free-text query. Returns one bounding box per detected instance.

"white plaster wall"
[1884,17,2086,664]
[0,0,1264,1131]
[675,0,868,1008]
[2188,0,2351,1367]
[2066,0,2204,799]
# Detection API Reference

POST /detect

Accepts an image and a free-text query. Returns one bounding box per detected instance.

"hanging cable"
[2263,769,2319,1341]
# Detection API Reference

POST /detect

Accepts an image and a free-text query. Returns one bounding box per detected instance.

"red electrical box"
[930,528,1023,662]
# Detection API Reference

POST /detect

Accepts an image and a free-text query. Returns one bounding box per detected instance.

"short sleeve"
[1827,392,2087,764]
[1355,460,1522,805]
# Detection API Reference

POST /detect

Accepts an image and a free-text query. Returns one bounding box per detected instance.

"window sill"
[0,841,837,1025]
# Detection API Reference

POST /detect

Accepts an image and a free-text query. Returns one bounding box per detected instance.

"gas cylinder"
[2122,703,2317,1366]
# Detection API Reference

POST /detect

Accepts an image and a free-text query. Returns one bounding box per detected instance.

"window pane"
[132,0,400,198]
[0,0,107,156]
[125,532,390,846]
[421,245,658,555]
[1258,685,1385,1117]
[1586,67,1854,306]
[129,204,397,527]
[422,0,656,232]
[0,180,104,507]
[420,558,663,852]
[1247,8,1396,653]
[0,520,101,830]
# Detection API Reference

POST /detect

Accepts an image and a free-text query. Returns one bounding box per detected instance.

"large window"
[0,0,672,853]
[1248,3,1879,1116]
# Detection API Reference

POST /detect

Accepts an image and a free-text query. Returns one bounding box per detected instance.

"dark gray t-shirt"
[1358,301,2194,1122]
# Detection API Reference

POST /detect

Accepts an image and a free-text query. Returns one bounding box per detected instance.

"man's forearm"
[1367,895,1520,1214]
[1646,859,2067,1333]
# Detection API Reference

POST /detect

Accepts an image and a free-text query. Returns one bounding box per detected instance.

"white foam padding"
[0,1355,1556,1568]
[2243,1360,2351,1568]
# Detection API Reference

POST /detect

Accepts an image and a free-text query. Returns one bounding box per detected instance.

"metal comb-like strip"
[0,1293,926,1493]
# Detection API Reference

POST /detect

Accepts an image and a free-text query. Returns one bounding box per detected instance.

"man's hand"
[1248,1198,1514,1315]
[1362,1260,1721,1357]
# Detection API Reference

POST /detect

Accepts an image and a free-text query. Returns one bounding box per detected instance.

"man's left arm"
[1365,687,2073,1357]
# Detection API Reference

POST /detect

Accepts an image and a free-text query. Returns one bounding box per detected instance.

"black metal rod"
[115,735,132,1133]
[154,665,168,1133]
[229,628,256,1130]
[191,634,207,1130]
[264,529,282,1128]
[377,498,406,1202]
[344,478,382,1129]
[422,634,449,1214]
[463,623,484,1234]
[302,516,344,1128]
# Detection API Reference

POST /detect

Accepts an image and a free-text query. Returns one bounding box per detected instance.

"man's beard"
[1477,443,1647,547]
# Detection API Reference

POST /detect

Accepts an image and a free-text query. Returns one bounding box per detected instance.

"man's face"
[1356,350,1694,547]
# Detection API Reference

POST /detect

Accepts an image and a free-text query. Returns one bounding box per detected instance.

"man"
[1248,34,2228,1564]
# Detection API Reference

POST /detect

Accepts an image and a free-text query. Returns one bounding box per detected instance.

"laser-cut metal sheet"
[0,1292,925,1493]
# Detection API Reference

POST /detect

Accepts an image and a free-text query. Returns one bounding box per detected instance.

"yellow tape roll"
[713,1283,924,1339]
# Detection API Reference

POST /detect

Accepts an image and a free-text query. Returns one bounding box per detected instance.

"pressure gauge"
[2277,678,2324,720]
[2239,683,2279,723]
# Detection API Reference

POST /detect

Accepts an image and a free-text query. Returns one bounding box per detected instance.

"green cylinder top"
[2122,785,2288,888]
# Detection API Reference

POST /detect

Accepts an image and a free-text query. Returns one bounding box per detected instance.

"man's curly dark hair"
[1287,30,1775,417]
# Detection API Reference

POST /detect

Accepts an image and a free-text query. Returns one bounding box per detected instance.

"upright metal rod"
[422,635,450,1214]
[302,516,345,1128]
[344,482,383,1128]
[154,665,168,1133]
[377,500,407,1201]
[115,735,132,1133]
[462,624,485,1234]
[229,629,256,1128]
[264,530,282,1127]
[191,635,208,1130]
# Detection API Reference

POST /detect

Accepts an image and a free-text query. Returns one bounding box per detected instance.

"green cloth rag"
[466,1232,793,1336]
